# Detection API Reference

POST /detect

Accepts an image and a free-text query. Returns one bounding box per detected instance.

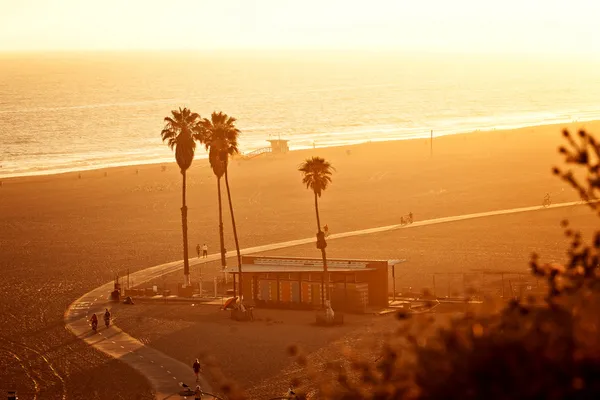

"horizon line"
[1,48,598,58]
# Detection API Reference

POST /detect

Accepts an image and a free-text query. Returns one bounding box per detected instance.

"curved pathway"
[64,200,590,399]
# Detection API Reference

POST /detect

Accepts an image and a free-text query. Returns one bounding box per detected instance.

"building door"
[291,281,300,302]
[311,283,321,306]
[259,280,270,300]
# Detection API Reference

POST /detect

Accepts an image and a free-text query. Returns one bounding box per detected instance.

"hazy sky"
[1,0,598,54]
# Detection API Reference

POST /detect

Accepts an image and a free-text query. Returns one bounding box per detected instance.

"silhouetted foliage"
[293,130,600,399]
[195,112,244,297]
[299,157,335,307]
[161,107,200,285]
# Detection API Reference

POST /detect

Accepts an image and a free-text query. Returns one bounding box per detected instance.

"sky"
[1,0,598,54]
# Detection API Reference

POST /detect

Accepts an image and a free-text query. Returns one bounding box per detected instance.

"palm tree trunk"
[321,247,329,304]
[314,192,328,307]
[217,177,231,293]
[225,169,243,302]
[314,192,321,231]
[181,170,190,286]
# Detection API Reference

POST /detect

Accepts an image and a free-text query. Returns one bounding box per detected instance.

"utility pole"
[430,130,433,158]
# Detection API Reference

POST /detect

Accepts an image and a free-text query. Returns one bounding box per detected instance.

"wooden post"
[392,264,396,302]
[233,273,236,299]
[344,274,348,311]
[199,264,203,298]
[298,273,302,303]
[430,130,433,157]
[433,274,436,297]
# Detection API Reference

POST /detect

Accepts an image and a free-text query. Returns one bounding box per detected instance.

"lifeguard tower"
[267,138,289,154]
[242,136,290,160]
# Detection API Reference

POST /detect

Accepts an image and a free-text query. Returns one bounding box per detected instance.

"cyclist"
[90,313,98,331]
[104,308,111,328]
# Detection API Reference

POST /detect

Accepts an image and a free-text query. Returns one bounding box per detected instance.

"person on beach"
[323,224,329,237]
[202,243,208,258]
[90,313,98,330]
[196,244,201,259]
[104,308,111,327]
[192,358,201,381]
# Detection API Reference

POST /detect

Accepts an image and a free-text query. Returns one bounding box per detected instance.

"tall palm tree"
[298,156,335,308]
[161,107,200,287]
[195,112,243,299]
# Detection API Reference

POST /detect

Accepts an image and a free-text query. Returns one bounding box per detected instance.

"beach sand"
[1,121,598,397]
[114,204,596,399]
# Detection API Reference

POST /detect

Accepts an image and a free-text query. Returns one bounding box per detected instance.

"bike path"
[65,199,589,399]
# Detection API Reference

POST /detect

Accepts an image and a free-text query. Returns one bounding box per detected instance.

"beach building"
[225,256,405,312]
[267,138,289,153]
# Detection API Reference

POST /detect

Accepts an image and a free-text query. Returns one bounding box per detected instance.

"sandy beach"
[113,204,595,399]
[1,121,599,397]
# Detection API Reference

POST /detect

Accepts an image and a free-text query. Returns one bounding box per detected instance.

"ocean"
[1,51,600,178]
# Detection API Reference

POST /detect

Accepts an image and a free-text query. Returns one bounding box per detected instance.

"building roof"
[224,265,376,273]
[225,258,406,274]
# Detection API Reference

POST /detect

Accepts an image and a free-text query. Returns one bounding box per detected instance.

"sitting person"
[222,296,238,310]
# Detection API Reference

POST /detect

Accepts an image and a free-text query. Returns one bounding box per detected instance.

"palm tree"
[298,156,335,308]
[161,107,200,287]
[195,112,243,299]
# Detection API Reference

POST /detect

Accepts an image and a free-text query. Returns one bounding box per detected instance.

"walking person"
[192,358,201,382]
[104,308,111,328]
[202,243,208,258]
[196,244,201,259]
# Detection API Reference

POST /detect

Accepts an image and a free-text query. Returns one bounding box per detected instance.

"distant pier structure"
[267,138,289,154]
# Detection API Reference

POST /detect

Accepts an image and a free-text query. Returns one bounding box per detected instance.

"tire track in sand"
[65,199,594,399]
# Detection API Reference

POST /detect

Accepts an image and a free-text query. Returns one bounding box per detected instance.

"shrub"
[293,130,600,400]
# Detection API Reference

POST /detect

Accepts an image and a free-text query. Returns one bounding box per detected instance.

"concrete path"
[64,199,590,399]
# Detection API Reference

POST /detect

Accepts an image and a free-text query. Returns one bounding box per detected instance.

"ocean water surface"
[1,51,600,178]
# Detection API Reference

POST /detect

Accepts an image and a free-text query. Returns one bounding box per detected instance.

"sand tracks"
[0,336,67,400]
[64,199,594,399]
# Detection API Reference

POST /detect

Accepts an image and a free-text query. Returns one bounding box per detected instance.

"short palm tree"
[195,112,244,299]
[299,156,335,308]
[161,107,200,287]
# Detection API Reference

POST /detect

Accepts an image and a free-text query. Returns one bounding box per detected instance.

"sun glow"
[1,0,599,54]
